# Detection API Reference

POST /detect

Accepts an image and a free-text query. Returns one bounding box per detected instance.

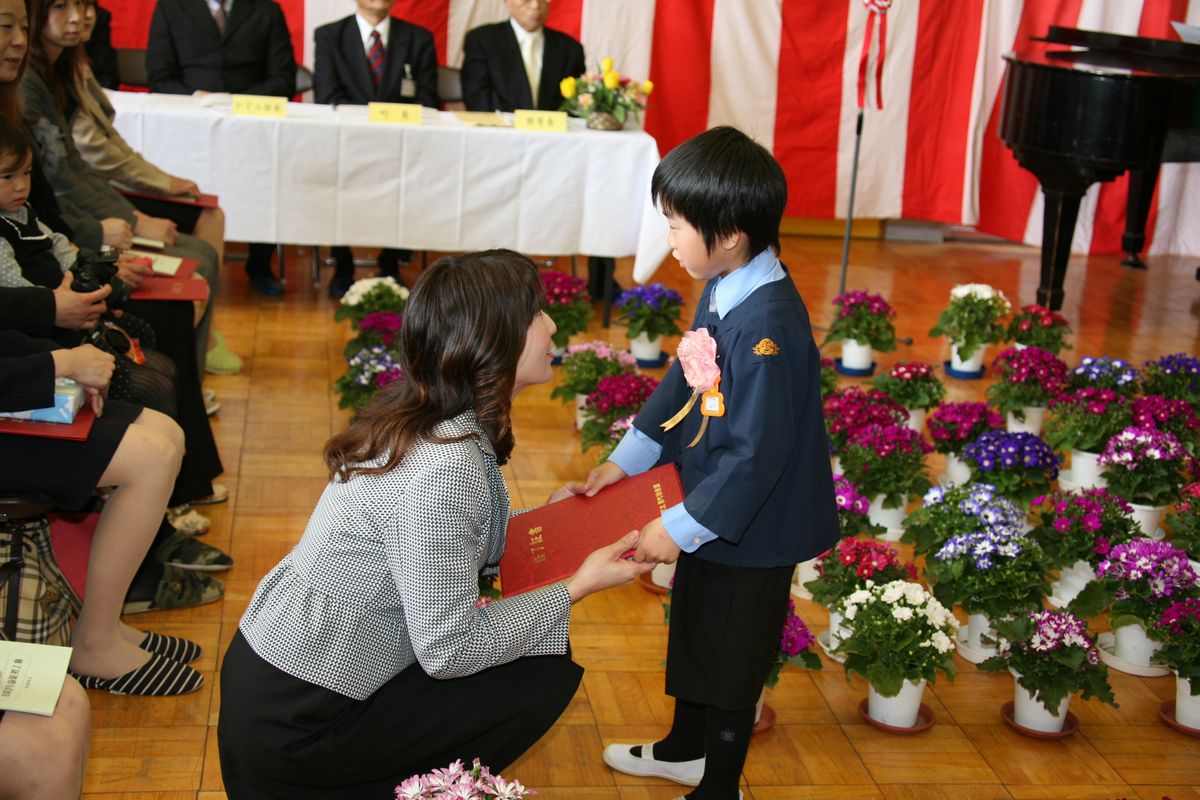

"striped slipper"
[71,653,203,696]
[138,631,202,664]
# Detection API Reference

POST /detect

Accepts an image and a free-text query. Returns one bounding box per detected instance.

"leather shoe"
[329,272,355,299]
[248,272,284,297]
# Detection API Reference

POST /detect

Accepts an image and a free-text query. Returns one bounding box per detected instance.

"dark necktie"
[214,0,227,34]
[368,30,384,88]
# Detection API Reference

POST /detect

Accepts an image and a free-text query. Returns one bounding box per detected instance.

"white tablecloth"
[109,92,670,282]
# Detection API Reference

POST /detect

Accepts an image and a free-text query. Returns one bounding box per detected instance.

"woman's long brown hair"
[28,0,86,112]
[0,0,29,123]
[323,249,544,481]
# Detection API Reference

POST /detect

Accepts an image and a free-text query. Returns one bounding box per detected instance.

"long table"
[109,92,670,283]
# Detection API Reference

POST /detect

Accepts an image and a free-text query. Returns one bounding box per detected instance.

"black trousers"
[329,246,410,277]
[217,630,583,799]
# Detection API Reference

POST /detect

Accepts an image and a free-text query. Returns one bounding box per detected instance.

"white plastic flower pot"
[905,407,927,433]
[1113,622,1163,666]
[649,561,676,590]
[1006,406,1046,435]
[1049,560,1096,607]
[950,342,986,373]
[1012,670,1070,733]
[944,453,972,484]
[965,613,998,656]
[551,344,566,359]
[629,333,662,362]
[792,558,820,600]
[867,679,927,728]
[1068,449,1107,490]
[841,339,873,370]
[1177,674,1200,729]
[831,455,843,476]
[828,608,851,650]
[868,494,906,536]
[574,393,588,431]
[1127,502,1167,540]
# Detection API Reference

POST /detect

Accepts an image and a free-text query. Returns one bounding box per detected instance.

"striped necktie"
[367,30,384,88]
[214,0,227,34]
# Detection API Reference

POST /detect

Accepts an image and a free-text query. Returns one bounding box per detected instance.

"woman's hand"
[115,253,153,289]
[100,218,133,250]
[546,483,585,504]
[582,460,627,497]
[564,530,653,603]
[133,212,179,247]
[167,176,200,197]
[52,344,115,389]
[52,282,110,330]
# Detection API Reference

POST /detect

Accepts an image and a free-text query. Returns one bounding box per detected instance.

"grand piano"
[999,26,1200,310]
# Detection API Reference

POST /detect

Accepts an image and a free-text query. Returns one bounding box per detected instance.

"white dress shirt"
[510,18,544,101]
[355,13,392,56]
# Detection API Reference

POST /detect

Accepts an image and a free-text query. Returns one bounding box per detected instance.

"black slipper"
[138,631,202,664]
[71,653,203,696]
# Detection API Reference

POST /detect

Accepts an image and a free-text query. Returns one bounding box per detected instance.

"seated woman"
[0,323,205,695]
[218,250,651,798]
[0,674,90,799]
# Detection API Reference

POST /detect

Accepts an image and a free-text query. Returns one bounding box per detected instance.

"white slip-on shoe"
[602,743,704,786]
[670,793,742,800]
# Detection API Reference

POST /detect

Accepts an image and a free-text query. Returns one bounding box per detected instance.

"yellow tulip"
[641,80,654,95]
[601,57,614,74]
[560,76,577,99]
[603,71,620,90]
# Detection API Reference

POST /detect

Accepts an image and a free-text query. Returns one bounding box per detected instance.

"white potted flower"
[928,283,1010,376]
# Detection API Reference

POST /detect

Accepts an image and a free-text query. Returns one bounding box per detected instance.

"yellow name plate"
[514,109,567,133]
[231,94,287,118]
[368,102,423,125]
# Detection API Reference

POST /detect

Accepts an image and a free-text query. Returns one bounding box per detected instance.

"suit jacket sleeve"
[312,24,350,106]
[412,26,440,108]
[0,287,56,336]
[87,8,121,91]
[461,28,493,112]
[568,37,586,78]
[240,3,297,97]
[0,332,58,413]
[146,4,192,95]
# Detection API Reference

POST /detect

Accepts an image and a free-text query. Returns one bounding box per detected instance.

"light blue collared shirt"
[609,249,786,552]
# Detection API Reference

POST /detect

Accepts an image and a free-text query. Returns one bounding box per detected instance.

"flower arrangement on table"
[1132,395,1200,454]
[343,310,403,358]
[613,283,683,343]
[1098,426,1189,507]
[1166,482,1200,560]
[395,758,532,800]
[1043,388,1132,454]
[902,483,1027,557]
[1095,539,1198,634]
[559,57,652,129]
[333,345,404,411]
[832,473,885,538]
[549,340,637,403]
[927,401,1004,457]
[871,361,946,414]
[961,430,1061,507]
[764,599,822,689]
[1006,304,1072,355]
[1066,355,1140,397]
[928,283,1011,362]
[822,386,908,455]
[1155,598,1200,696]
[1028,489,1140,570]
[804,537,917,608]
[333,276,409,325]
[824,290,897,352]
[540,270,592,350]
[1142,353,1200,411]
[835,579,958,697]
[979,610,1115,715]
[580,373,659,451]
[820,356,839,399]
[925,525,1051,624]
[985,346,1069,422]
[839,423,932,511]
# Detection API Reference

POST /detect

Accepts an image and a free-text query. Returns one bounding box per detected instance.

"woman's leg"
[68,409,184,679]
[0,677,91,800]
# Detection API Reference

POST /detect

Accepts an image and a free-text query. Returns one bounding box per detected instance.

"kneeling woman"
[218,250,650,798]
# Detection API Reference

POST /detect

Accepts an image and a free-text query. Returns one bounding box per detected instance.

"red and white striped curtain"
[105,0,1200,257]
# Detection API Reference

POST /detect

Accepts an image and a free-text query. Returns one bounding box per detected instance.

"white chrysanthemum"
[892,606,914,622]
[931,631,954,653]
[950,283,996,300]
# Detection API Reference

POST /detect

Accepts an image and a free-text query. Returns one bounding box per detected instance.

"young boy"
[312,0,439,298]
[583,127,839,800]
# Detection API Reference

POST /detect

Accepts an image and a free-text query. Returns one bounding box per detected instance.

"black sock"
[632,698,706,762]
[685,706,754,800]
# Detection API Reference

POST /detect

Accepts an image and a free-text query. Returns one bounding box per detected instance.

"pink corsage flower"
[676,328,720,391]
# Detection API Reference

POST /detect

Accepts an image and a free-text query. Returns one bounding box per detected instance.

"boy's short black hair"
[0,118,31,172]
[651,126,787,258]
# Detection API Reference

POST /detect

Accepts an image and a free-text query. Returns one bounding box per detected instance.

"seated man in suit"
[146,0,297,297]
[462,0,616,301]
[314,0,438,299]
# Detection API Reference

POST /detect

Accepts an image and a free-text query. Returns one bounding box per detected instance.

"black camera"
[69,248,132,308]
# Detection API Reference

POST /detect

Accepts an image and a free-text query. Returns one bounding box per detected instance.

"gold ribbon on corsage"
[661,328,723,448]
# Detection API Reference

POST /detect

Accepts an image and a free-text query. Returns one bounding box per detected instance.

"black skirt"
[0,398,140,509]
[665,554,795,710]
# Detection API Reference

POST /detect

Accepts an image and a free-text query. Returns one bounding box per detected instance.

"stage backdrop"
[104,0,1200,257]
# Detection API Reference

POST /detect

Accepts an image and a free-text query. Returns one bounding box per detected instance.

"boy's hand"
[634,517,681,564]
[583,460,627,496]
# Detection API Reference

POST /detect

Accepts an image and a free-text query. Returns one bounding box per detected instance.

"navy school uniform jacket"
[633,271,840,568]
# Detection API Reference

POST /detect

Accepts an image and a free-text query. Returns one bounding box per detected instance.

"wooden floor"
[80,236,1200,799]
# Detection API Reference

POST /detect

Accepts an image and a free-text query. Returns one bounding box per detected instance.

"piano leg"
[1120,164,1159,270]
[1038,188,1082,312]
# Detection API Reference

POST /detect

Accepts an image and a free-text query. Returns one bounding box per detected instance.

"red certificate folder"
[500,463,684,596]
[0,405,95,440]
[118,189,220,208]
[130,275,209,302]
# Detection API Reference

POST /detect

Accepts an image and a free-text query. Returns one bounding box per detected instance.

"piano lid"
[1011,25,1200,79]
